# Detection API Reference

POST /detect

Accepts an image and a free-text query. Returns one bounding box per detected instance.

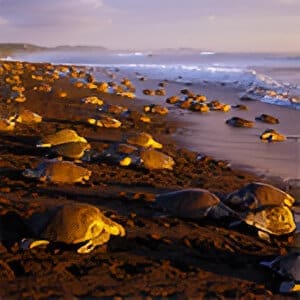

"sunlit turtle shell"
[140,149,175,170]
[127,132,162,149]
[15,109,42,124]
[244,205,296,236]
[51,142,91,160]
[37,129,87,147]
[255,114,279,124]
[0,119,15,131]
[155,189,235,219]
[226,117,254,128]
[260,129,286,142]
[28,203,125,254]
[224,182,295,211]
[22,160,91,183]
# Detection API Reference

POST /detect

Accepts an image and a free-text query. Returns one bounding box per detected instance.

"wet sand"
[99,68,299,180]
[0,61,297,299]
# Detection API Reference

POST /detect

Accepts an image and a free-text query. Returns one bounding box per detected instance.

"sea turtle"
[155,89,166,96]
[0,119,15,131]
[22,159,92,184]
[87,116,122,128]
[13,109,42,124]
[81,96,104,106]
[232,104,248,110]
[50,142,91,160]
[260,245,300,293]
[208,100,231,112]
[190,102,210,112]
[37,129,87,147]
[140,149,175,170]
[255,113,279,124]
[166,96,180,104]
[260,129,286,142]
[223,182,295,211]
[144,104,169,115]
[155,188,236,219]
[194,94,207,103]
[143,89,155,96]
[243,205,296,240]
[23,203,126,254]
[225,117,254,128]
[127,132,163,149]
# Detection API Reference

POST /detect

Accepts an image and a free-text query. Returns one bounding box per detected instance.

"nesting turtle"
[0,119,15,131]
[255,113,279,124]
[260,129,286,142]
[232,104,248,110]
[23,159,92,184]
[13,109,42,124]
[155,189,236,219]
[24,203,126,254]
[37,129,87,147]
[225,117,254,128]
[166,96,180,104]
[143,104,169,115]
[190,102,210,113]
[50,142,91,160]
[127,132,162,149]
[224,182,295,211]
[140,149,175,170]
[208,100,231,112]
[143,89,155,96]
[225,182,296,240]
[243,205,296,240]
[87,116,122,128]
[260,252,300,293]
[155,89,166,96]
[81,96,104,106]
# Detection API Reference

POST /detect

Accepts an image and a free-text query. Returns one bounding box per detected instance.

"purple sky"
[0,0,299,52]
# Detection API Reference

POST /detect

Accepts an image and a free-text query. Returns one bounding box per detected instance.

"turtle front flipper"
[257,230,271,242]
[280,281,300,293]
[20,238,50,250]
[77,231,111,254]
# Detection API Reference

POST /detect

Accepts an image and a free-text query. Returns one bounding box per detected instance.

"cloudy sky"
[0,0,299,52]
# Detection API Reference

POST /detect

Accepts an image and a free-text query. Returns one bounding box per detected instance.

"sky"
[0,0,300,53]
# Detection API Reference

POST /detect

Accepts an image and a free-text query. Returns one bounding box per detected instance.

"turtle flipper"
[258,230,271,242]
[77,232,111,254]
[280,281,300,293]
[20,238,50,250]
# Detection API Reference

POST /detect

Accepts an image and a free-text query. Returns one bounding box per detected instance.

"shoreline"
[0,60,298,298]
[93,66,300,183]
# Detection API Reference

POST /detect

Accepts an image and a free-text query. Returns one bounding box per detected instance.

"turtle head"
[22,168,43,179]
[208,202,240,219]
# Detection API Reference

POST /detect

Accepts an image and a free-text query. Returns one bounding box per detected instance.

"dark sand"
[0,61,297,299]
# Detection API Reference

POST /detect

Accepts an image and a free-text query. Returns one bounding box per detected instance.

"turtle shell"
[244,205,296,236]
[255,114,279,124]
[51,142,91,159]
[155,189,234,219]
[23,160,92,183]
[140,149,174,170]
[127,132,162,149]
[37,129,87,147]
[224,182,295,211]
[226,117,254,128]
[40,203,125,253]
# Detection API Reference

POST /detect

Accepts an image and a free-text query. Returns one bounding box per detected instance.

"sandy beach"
[0,60,298,299]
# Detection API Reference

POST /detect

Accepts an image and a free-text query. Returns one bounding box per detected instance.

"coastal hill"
[0,43,107,57]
